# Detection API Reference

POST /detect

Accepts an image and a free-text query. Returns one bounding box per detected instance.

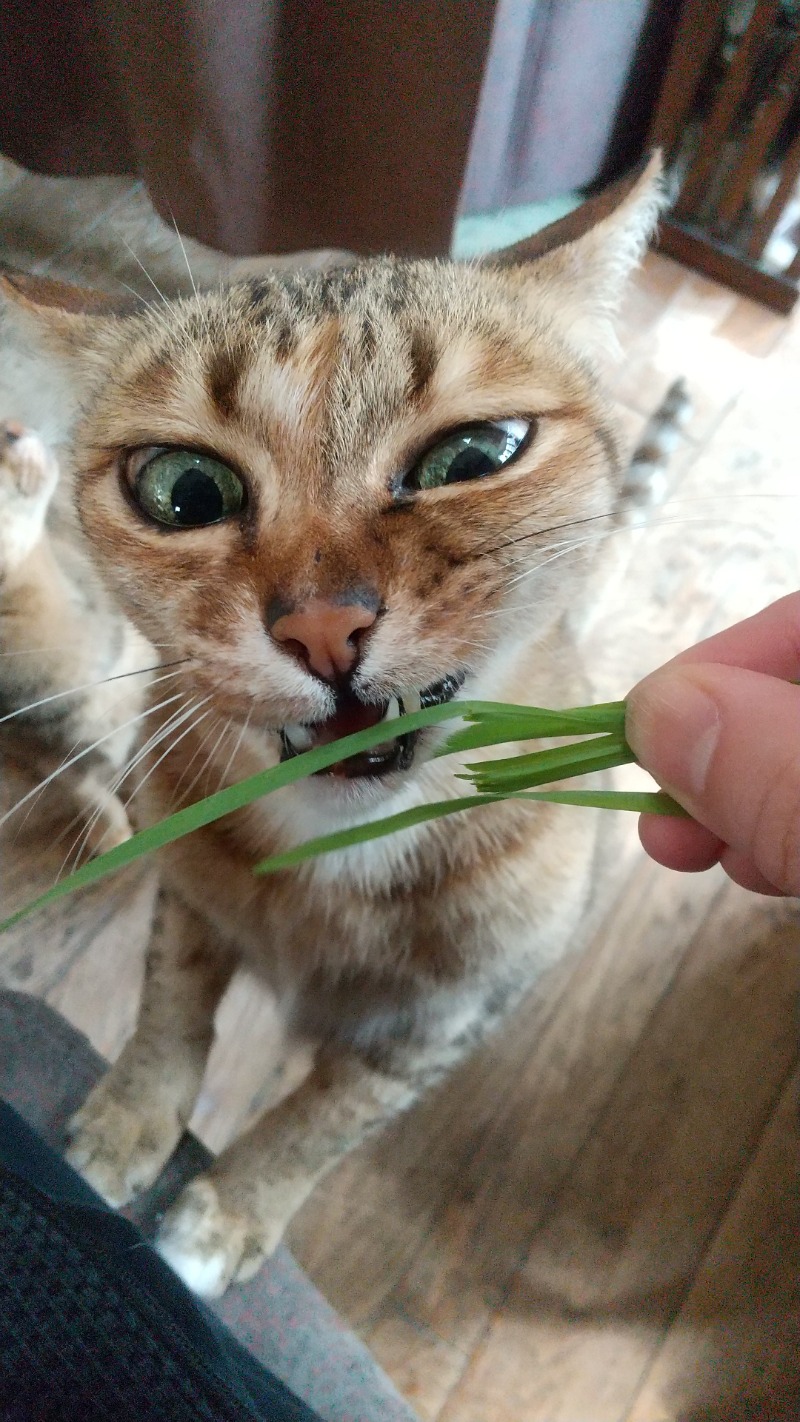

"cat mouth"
[279,672,465,779]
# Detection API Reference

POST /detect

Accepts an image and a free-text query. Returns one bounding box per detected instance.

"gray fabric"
[0,989,418,1422]
[461,0,654,214]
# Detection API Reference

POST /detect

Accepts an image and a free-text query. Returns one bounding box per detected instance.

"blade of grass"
[464,733,635,793]
[252,786,688,876]
[444,699,626,751]
[440,715,612,755]
[458,698,626,728]
[515,789,689,815]
[253,794,507,874]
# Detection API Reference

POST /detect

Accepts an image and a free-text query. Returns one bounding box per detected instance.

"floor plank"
[437,890,798,1422]
[624,1066,800,1422]
[365,1308,468,1422]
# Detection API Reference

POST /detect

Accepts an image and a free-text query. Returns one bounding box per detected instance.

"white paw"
[65,1086,182,1208]
[0,423,59,571]
[156,1177,282,1299]
[0,422,58,499]
[75,777,133,857]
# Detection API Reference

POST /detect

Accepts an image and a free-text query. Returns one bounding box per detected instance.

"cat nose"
[268,594,380,681]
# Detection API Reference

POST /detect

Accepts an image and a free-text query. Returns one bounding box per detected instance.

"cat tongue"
[312,692,388,746]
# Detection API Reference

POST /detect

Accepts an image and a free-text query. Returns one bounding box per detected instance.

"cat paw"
[65,1082,183,1207]
[0,422,58,499]
[156,1177,284,1299]
[74,774,133,857]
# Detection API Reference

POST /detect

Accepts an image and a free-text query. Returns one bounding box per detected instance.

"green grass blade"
[464,734,635,793]
[514,789,689,815]
[437,700,625,757]
[460,698,626,728]
[439,715,594,755]
[252,785,688,875]
[253,794,507,875]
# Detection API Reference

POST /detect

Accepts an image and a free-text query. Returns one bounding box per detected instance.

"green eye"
[408,419,532,492]
[133,450,246,528]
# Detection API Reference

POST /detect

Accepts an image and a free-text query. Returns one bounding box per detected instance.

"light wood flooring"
[0,157,798,1421]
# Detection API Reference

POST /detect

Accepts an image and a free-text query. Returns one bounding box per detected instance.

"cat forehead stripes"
[96,258,592,509]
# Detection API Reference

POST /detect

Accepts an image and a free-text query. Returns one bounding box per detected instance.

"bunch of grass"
[0,699,685,931]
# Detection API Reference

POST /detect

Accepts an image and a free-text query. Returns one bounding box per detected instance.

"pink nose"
[269,597,379,681]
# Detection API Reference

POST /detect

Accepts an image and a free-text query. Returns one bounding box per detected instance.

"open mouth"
[279,672,465,779]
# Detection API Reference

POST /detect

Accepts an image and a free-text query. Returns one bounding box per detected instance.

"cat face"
[5,157,663,794]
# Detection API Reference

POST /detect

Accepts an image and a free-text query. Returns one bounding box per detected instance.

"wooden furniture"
[650,0,800,312]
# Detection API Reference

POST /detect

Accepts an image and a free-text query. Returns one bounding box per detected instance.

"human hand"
[625,592,800,896]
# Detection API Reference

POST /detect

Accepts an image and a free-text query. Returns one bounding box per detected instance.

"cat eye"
[406,418,532,492]
[132,449,246,528]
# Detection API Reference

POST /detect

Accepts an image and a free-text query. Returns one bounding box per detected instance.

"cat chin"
[287,759,419,813]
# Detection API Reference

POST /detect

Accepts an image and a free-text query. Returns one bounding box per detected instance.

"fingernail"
[626,668,721,800]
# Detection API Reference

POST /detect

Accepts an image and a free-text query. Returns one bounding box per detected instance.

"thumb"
[626,663,800,896]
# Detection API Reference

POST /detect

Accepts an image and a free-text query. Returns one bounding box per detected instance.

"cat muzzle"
[279,672,465,779]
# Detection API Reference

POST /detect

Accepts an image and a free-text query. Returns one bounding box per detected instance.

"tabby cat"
[1,156,667,1298]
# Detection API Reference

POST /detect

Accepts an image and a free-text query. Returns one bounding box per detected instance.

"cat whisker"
[0,658,193,729]
[166,712,228,809]
[227,708,254,773]
[106,225,210,370]
[116,711,215,839]
[167,205,201,305]
[473,507,620,560]
[54,693,201,872]
[502,509,784,567]
[0,646,116,659]
[479,487,800,565]
[1,669,197,842]
[4,668,199,844]
[165,203,221,357]
[108,694,208,807]
[211,716,242,796]
[475,508,784,619]
[56,695,209,877]
[178,717,237,809]
[0,690,187,832]
[120,698,213,817]
[109,227,175,310]
[452,634,497,657]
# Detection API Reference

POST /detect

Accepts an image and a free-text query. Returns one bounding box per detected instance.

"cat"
[0,154,668,1299]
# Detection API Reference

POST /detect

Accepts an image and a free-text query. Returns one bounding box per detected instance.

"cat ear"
[0,269,143,318]
[0,269,142,398]
[0,271,142,431]
[486,151,666,359]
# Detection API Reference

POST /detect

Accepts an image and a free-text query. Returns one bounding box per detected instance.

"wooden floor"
[0,157,798,1422]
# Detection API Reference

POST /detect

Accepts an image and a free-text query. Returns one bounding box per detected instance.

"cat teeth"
[283,723,314,753]
[382,697,401,723]
[399,688,421,714]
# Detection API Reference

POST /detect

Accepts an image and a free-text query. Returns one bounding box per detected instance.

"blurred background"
[1,0,799,308]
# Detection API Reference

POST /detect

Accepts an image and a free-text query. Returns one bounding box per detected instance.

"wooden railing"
[650,0,800,313]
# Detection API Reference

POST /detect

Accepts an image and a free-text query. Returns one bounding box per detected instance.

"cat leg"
[155,1049,417,1296]
[65,888,233,1206]
[68,767,135,854]
[154,982,511,1298]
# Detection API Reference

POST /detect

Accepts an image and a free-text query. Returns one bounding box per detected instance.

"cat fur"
[0,155,672,1298]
